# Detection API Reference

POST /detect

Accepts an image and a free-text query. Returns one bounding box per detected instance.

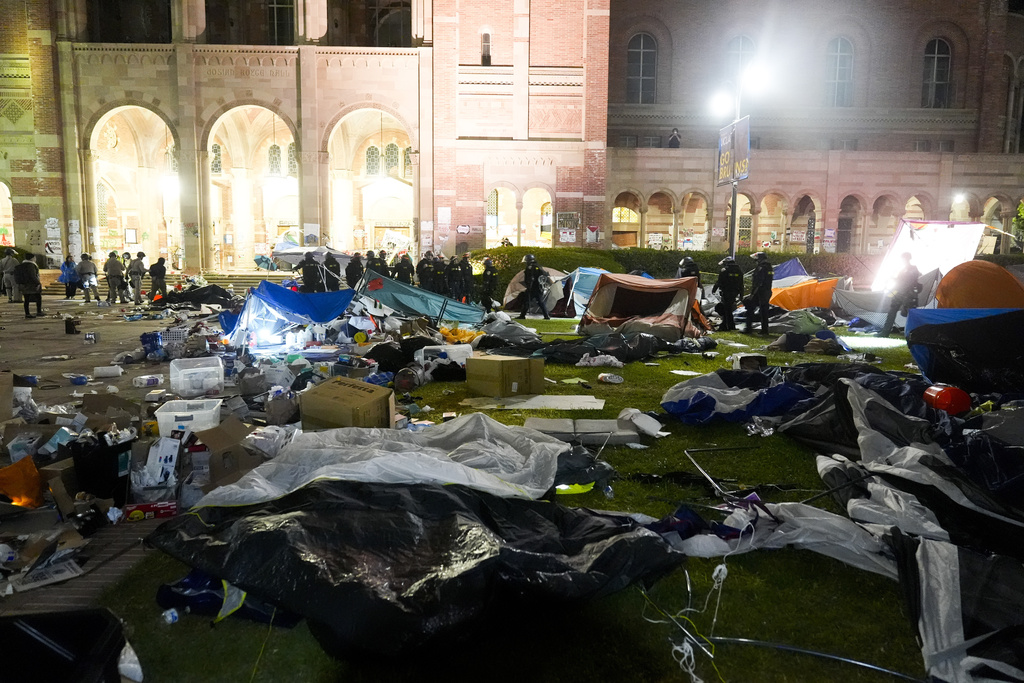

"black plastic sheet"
[147,480,683,657]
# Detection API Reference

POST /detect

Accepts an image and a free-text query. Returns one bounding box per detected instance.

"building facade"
[606,0,1024,254]
[0,0,1022,271]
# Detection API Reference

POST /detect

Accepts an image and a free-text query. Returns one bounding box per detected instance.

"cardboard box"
[465,356,546,397]
[193,415,260,492]
[39,457,81,518]
[732,353,767,371]
[122,500,178,521]
[300,376,396,430]
[80,394,144,431]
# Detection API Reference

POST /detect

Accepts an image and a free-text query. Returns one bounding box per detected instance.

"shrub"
[468,246,624,296]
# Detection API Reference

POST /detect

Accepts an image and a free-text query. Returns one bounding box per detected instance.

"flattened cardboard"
[299,376,396,430]
[465,356,545,397]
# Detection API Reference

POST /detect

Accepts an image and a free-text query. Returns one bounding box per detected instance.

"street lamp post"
[714,68,759,259]
[728,87,741,259]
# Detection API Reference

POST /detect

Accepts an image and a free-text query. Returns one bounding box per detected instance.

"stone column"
[672,206,680,249]
[172,0,206,43]
[749,206,761,249]
[297,45,321,245]
[1001,210,1016,254]
[80,149,98,254]
[410,151,421,258]
[516,200,523,247]
[297,0,327,43]
[174,44,203,273]
[638,207,647,248]
[318,150,332,247]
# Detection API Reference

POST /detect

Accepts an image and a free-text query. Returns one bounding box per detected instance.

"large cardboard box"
[465,356,546,397]
[300,376,396,430]
[38,457,81,518]
[193,415,260,492]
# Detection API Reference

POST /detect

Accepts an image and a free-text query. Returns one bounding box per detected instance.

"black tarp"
[154,284,238,309]
[146,480,684,657]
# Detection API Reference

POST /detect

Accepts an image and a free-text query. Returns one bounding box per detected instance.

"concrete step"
[41,271,293,297]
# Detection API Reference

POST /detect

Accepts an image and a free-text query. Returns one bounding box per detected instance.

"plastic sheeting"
[871,219,986,292]
[770,278,839,311]
[502,267,566,313]
[195,413,565,508]
[148,479,685,656]
[528,331,676,365]
[358,269,485,323]
[661,371,813,425]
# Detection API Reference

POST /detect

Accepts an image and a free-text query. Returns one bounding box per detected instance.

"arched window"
[210,143,222,175]
[403,147,412,177]
[384,143,400,175]
[612,207,639,223]
[370,0,411,48]
[626,33,657,104]
[365,146,380,176]
[268,143,282,176]
[481,32,491,66]
[96,183,108,227]
[540,202,553,233]
[268,0,295,45]
[287,142,298,177]
[922,38,952,108]
[726,35,756,81]
[825,37,854,107]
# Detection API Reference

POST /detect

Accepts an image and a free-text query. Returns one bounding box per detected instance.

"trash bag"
[147,479,684,657]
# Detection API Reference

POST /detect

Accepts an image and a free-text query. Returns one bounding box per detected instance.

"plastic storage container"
[412,344,474,367]
[170,357,224,397]
[155,399,223,435]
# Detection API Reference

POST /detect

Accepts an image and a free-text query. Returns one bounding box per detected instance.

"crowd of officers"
[301,250,502,312]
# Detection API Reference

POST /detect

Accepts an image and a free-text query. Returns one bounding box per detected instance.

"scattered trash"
[670,370,702,377]
[745,416,775,437]
[624,442,649,450]
[576,353,625,368]
[597,373,624,384]
[162,608,179,624]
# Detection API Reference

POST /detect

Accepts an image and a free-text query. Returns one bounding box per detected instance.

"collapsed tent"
[935,260,1024,309]
[148,413,683,655]
[502,266,565,313]
[906,308,1024,392]
[578,273,699,341]
[551,267,609,317]
[661,370,813,425]
[358,269,485,324]
[271,245,352,269]
[225,280,355,345]
[771,257,815,289]
[871,219,986,292]
[770,277,840,311]
[155,284,238,309]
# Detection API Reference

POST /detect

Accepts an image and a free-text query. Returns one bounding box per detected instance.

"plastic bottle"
[162,608,179,624]
[132,374,165,387]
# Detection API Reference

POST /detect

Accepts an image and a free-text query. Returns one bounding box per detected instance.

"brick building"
[606,0,1024,254]
[0,0,1021,271]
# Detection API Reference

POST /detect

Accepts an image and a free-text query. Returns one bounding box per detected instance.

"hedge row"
[470,246,1024,295]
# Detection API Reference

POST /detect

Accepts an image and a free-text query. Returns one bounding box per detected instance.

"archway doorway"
[328,109,413,259]
[679,193,708,250]
[759,193,787,251]
[789,195,821,253]
[646,192,673,249]
[836,195,863,253]
[611,191,641,247]
[522,188,553,248]
[89,106,177,268]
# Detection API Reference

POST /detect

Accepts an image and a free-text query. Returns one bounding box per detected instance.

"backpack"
[12,261,35,285]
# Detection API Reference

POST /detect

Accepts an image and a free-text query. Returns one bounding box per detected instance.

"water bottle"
[162,608,179,624]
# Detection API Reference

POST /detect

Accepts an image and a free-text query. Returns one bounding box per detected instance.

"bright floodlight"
[953,193,966,205]
[710,91,734,117]
[741,63,770,95]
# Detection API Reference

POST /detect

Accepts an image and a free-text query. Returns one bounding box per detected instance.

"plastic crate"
[170,356,224,397]
[162,326,190,346]
[155,399,223,436]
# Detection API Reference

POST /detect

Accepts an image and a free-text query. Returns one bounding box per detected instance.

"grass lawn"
[99,321,926,683]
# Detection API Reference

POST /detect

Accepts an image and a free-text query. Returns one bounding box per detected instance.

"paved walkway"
[0,518,163,615]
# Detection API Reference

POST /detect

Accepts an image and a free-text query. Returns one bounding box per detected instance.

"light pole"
[713,66,762,259]
[728,86,741,259]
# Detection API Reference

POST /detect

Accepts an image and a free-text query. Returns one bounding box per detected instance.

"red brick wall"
[531,0,584,66]
[458,2,513,66]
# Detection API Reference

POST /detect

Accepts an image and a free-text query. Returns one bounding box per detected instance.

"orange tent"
[935,260,1024,309]
[770,278,839,311]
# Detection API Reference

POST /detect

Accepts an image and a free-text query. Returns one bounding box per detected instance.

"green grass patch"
[99,330,924,682]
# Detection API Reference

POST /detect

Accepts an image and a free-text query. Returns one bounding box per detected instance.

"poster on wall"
[823,227,837,254]
[789,230,806,244]
[456,224,470,235]
[647,233,664,249]
[469,225,484,235]
[711,227,726,237]
[437,207,451,227]
[586,225,599,243]
[43,218,63,267]
[559,229,576,243]
[67,220,82,259]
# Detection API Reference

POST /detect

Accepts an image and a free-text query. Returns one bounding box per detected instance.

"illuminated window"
[726,35,756,82]
[97,183,108,226]
[481,32,491,66]
[211,144,222,175]
[922,39,952,108]
[268,144,282,176]
[287,142,298,176]
[626,33,657,104]
[613,207,639,223]
[540,202,552,233]
[385,143,399,174]
[369,0,411,47]
[825,37,854,107]
[404,147,412,177]
[365,146,380,175]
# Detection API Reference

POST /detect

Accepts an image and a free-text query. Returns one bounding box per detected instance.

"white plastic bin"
[155,399,223,436]
[412,344,474,367]
[170,357,224,397]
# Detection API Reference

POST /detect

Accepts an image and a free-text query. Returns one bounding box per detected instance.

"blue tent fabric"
[661,371,813,425]
[219,310,240,335]
[772,257,808,281]
[358,269,485,323]
[906,308,1024,391]
[228,281,355,344]
[252,280,355,323]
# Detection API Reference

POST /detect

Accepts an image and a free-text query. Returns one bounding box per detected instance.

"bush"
[468,246,624,297]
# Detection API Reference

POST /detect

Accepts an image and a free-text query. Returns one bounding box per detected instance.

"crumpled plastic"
[575,353,625,368]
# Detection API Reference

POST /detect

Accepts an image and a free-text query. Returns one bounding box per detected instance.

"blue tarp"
[661,372,813,425]
[359,269,485,323]
[226,280,356,344]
